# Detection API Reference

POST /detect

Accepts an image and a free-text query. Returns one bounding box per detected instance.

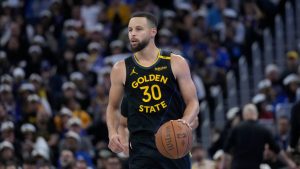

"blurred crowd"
[0,0,299,168]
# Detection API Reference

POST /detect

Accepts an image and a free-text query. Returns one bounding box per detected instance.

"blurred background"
[0,0,299,168]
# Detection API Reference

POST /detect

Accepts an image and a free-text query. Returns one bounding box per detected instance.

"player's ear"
[150,28,157,38]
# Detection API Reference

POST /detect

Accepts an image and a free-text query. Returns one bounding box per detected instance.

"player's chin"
[130,43,138,48]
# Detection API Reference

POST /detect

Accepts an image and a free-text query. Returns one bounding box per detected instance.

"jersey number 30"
[140,85,162,102]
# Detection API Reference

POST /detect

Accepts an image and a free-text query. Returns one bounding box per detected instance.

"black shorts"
[129,133,191,169]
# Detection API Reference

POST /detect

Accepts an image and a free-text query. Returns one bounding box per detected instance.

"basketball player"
[106,12,200,169]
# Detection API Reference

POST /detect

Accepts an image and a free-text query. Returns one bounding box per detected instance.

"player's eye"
[136,27,143,31]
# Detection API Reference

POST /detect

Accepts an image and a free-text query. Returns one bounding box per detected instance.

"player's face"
[128,17,154,52]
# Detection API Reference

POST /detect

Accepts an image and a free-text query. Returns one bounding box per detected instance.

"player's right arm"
[106,60,126,153]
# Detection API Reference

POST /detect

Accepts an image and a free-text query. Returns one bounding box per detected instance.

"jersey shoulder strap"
[159,49,172,60]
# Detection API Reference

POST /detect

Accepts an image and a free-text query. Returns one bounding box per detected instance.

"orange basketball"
[155,120,193,159]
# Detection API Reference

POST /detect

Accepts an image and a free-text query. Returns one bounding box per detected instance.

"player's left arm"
[171,54,200,129]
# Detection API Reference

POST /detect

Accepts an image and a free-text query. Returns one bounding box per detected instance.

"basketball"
[155,120,193,159]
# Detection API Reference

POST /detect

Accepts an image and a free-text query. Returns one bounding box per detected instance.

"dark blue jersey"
[124,50,186,136]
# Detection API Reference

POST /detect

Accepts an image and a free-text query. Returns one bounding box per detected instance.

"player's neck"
[134,43,159,62]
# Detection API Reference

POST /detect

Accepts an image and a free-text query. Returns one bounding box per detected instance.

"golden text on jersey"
[129,68,169,113]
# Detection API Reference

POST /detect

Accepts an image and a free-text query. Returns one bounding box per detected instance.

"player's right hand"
[108,134,126,153]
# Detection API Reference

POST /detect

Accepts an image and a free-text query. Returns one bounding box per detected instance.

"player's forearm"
[182,100,199,125]
[106,105,121,138]
[118,115,128,143]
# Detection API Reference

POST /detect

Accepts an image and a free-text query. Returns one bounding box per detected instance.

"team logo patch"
[130,67,138,76]
[155,66,167,71]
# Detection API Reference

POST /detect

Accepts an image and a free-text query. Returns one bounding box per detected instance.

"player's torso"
[124,50,185,134]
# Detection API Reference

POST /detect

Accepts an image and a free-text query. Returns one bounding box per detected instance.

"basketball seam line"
[171,121,179,158]
[160,128,174,158]
[184,130,190,158]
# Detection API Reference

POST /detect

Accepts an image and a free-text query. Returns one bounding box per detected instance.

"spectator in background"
[75,52,98,87]
[1,121,16,142]
[0,141,15,162]
[275,116,290,151]
[216,8,245,45]
[277,74,300,104]
[109,40,125,55]
[26,45,44,76]
[80,0,103,31]
[213,150,224,169]
[87,42,105,73]
[0,104,10,125]
[66,117,94,157]
[59,131,93,168]
[0,84,16,120]
[265,64,282,96]
[3,22,28,66]
[61,30,82,54]
[54,107,73,134]
[58,149,75,169]
[16,83,35,122]
[86,105,109,150]
[157,28,173,49]
[104,154,123,169]
[160,10,176,32]
[204,0,223,28]
[22,158,35,169]
[69,71,91,110]
[88,83,108,120]
[1,74,13,86]
[74,156,89,169]
[64,98,91,129]
[87,24,107,49]
[252,93,274,121]
[34,104,57,141]
[240,0,263,65]
[12,68,26,90]
[282,51,299,79]
[29,73,52,115]
[20,123,38,160]
[209,107,241,157]
[191,144,216,169]
[107,0,131,39]
[61,81,77,101]
[263,144,286,169]
[221,104,296,169]
[257,79,276,104]
[0,51,10,75]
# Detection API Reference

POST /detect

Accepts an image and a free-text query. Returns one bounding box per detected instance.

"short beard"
[130,38,150,52]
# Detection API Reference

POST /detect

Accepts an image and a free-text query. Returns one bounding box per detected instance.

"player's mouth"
[130,39,139,46]
[131,38,138,43]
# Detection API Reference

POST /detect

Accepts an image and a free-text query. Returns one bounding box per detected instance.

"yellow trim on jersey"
[134,50,160,67]
[158,55,171,60]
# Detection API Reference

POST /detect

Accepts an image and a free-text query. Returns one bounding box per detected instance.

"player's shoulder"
[170,53,188,66]
[111,60,126,79]
[112,60,126,71]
